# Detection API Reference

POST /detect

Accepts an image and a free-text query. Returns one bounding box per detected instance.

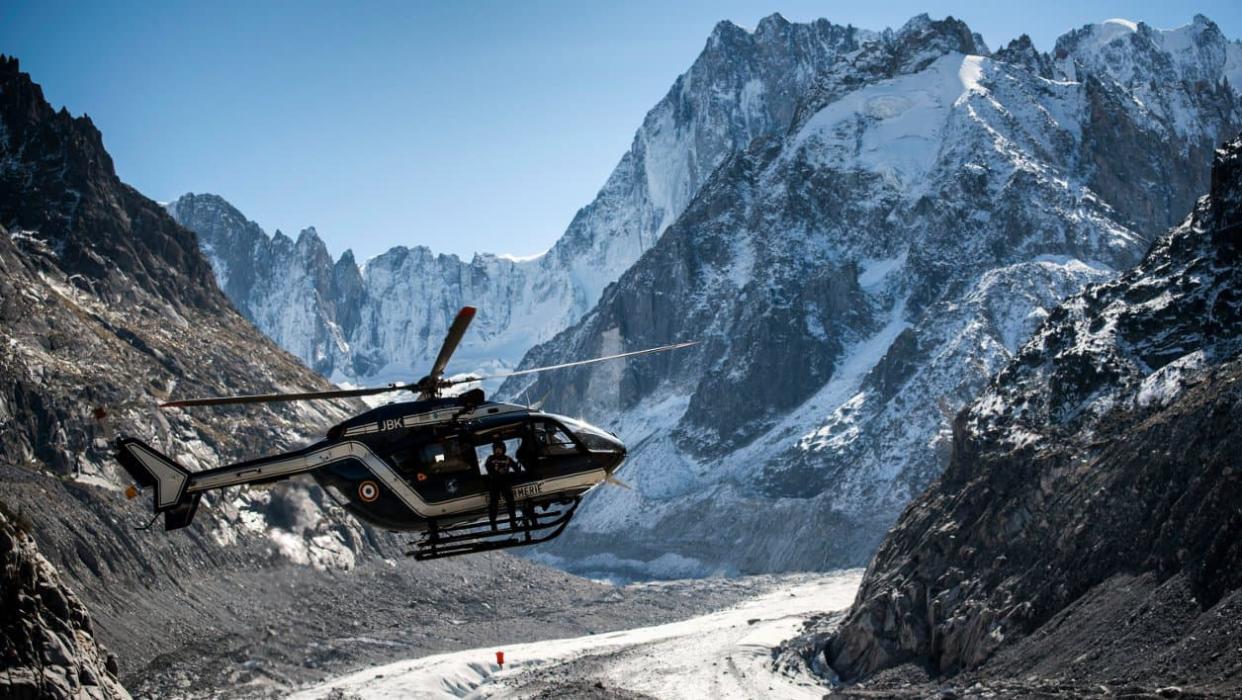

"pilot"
[485,440,518,531]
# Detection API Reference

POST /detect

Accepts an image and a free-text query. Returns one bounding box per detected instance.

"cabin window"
[421,440,476,474]
[551,415,619,453]
[391,438,476,475]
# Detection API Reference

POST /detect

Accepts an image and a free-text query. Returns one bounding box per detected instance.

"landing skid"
[408,497,580,560]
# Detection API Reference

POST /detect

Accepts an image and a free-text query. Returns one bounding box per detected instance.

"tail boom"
[114,437,329,531]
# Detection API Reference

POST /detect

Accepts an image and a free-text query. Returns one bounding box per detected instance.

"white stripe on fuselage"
[187,440,602,518]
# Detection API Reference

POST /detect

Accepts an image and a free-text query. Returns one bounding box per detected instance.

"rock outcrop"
[821,135,1242,695]
[0,508,129,700]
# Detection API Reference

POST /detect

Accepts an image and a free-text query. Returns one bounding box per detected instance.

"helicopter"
[115,306,694,560]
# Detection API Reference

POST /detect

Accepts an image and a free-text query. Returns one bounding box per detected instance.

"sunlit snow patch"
[793,53,989,187]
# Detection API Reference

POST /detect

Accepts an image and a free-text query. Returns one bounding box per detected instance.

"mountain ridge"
[168,13,887,384]
[504,13,1242,579]
[0,56,224,312]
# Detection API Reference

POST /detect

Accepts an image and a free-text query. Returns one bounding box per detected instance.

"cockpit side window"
[532,420,580,456]
[421,440,476,474]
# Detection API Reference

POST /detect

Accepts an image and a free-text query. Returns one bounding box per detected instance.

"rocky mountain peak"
[994,34,1053,78]
[1,57,223,311]
[891,14,988,66]
[1053,13,1242,90]
[293,227,331,264]
[0,56,111,173]
[707,19,746,46]
[755,12,790,34]
[166,191,235,217]
[706,13,827,48]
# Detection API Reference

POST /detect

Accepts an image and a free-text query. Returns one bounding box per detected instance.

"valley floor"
[288,571,862,699]
[119,554,774,699]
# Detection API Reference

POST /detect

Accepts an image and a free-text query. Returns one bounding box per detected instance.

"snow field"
[289,570,862,699]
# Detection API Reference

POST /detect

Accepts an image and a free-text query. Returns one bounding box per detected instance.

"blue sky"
[3,1,1241,261]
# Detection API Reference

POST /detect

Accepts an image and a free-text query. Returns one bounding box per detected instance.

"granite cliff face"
[505,15,1242,578]
[168,14,872,385]
[821,135,1242,695]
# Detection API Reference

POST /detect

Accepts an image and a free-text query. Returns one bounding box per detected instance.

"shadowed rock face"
[823,136,1242,693]
[0,510,130,700]
[0,55,380,682]
[0,57,221,312]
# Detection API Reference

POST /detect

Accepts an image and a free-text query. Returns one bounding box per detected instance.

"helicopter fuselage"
[310,395,626,531]
[117,393,626,537]
[113,305,688,560]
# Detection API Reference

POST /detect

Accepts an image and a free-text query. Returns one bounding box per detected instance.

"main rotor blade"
[427,306,477,385]
[160,383,411,409]
[445,341,698,387]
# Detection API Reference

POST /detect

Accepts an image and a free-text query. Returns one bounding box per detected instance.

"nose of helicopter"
[602,436,627,475]
[585,429,626,474]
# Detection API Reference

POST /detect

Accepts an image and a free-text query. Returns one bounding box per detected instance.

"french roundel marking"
[358,480,380,502]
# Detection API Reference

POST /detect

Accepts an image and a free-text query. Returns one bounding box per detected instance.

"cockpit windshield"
[547,414,620,453]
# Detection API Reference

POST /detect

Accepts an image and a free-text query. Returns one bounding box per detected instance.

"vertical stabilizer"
[114,437,200,530]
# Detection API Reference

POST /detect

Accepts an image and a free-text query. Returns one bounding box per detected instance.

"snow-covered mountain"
[507,14,1242,578]
[170,14,1242,580]
[169,15,874,384]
